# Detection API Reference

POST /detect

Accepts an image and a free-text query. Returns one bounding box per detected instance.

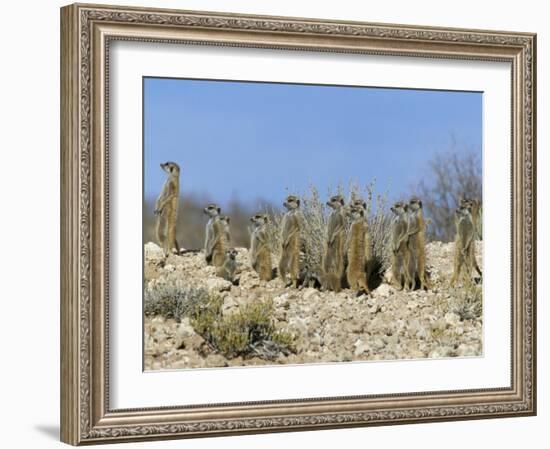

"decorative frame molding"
[60,3,536,445]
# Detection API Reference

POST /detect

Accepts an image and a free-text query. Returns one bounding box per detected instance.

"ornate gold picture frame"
[60,3,536,445]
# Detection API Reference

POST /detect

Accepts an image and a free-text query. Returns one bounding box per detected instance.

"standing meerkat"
[322,194,347,292]
[279,195,302,288]
[154,162,180,256]
[216,248,239,284]
[459,198,482,239]
[407,197,430,290]
[390,201,413,290]
[459,198,482,278]
[219,215,232,245]
[346,205,371,296]
[249,213,273,281]
[450,205,476,286]
[203,203,228,267]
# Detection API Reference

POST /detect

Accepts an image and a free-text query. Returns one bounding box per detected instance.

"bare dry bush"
[448,282,483,321]
[412,149,482,242]
[144,280,210,322]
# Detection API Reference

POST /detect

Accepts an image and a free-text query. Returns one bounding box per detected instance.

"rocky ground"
[144,241,483,370]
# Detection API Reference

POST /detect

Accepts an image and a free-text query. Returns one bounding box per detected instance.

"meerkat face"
[226,248,238,260]
[326,195,345,210]
[250,213,268,227]
[391,201,407,216]
[456,204,472,220]
[459,198,472,209]
[283,195,300,211]
[351,198,367,210]
[160,161,180,175]
[460,203,473,215]
[409,197,423,211]
[204,203,221,217]
[349,205,365,221]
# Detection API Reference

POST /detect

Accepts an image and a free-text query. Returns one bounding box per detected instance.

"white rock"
[429,346,453,358]
[206,277,232,292]
[373,338,386,350]
[163,264,176,273]
[375,284,393,297]
[445,312,461,327]
[175,319,204,350]
[353,339,370,356]
[303,288,319,301]
[177,318,196,339]
[456,343,478,357]
[431,318,447,332]
[144,242,164,261]
[288,317,308,336]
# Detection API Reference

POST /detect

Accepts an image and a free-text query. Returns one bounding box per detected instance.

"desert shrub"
[144,279,210,322]
[192,296,295,359]
[298,186,329,273]
[448,282,483,321]
[265,182,392,277]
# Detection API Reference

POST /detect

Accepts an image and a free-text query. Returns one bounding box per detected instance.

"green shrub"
[192,296,295,359]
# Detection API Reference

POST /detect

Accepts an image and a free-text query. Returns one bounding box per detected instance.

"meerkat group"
[389,197,431,291]
[154,163,481,293]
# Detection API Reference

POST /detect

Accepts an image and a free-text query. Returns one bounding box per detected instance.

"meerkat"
[346,205,371,296]
[390,201,413,290]
[216,248,239,284]
[279,195,302,288]
[407,197,430,290]
[450,205,476,286]
[219,215,232,245]
[459,198,483,278]
[459,198,482,239]
[322,194,347,292]
[249,213,273,281]
[299,261,323,289]
[154,162,180,256]
[203,203,228,267]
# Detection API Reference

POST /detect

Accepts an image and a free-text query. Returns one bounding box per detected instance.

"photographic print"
[61,4,536,443]
[143,78,483,370]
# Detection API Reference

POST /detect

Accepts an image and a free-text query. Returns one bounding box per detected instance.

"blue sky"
[143,77,482,207]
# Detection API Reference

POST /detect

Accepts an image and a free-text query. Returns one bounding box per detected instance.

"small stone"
[445,312,461,327]
[163,264,176,272]
[175,318,204,350]
[375,284,393,297]
[303,288,319,301]
[206,277,232,292]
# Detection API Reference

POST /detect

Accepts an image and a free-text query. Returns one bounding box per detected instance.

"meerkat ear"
[217,206,221,214]
[226,217,230,224]
[296,199,301,206]
[418,200,423,208]
[339,197,345,205]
